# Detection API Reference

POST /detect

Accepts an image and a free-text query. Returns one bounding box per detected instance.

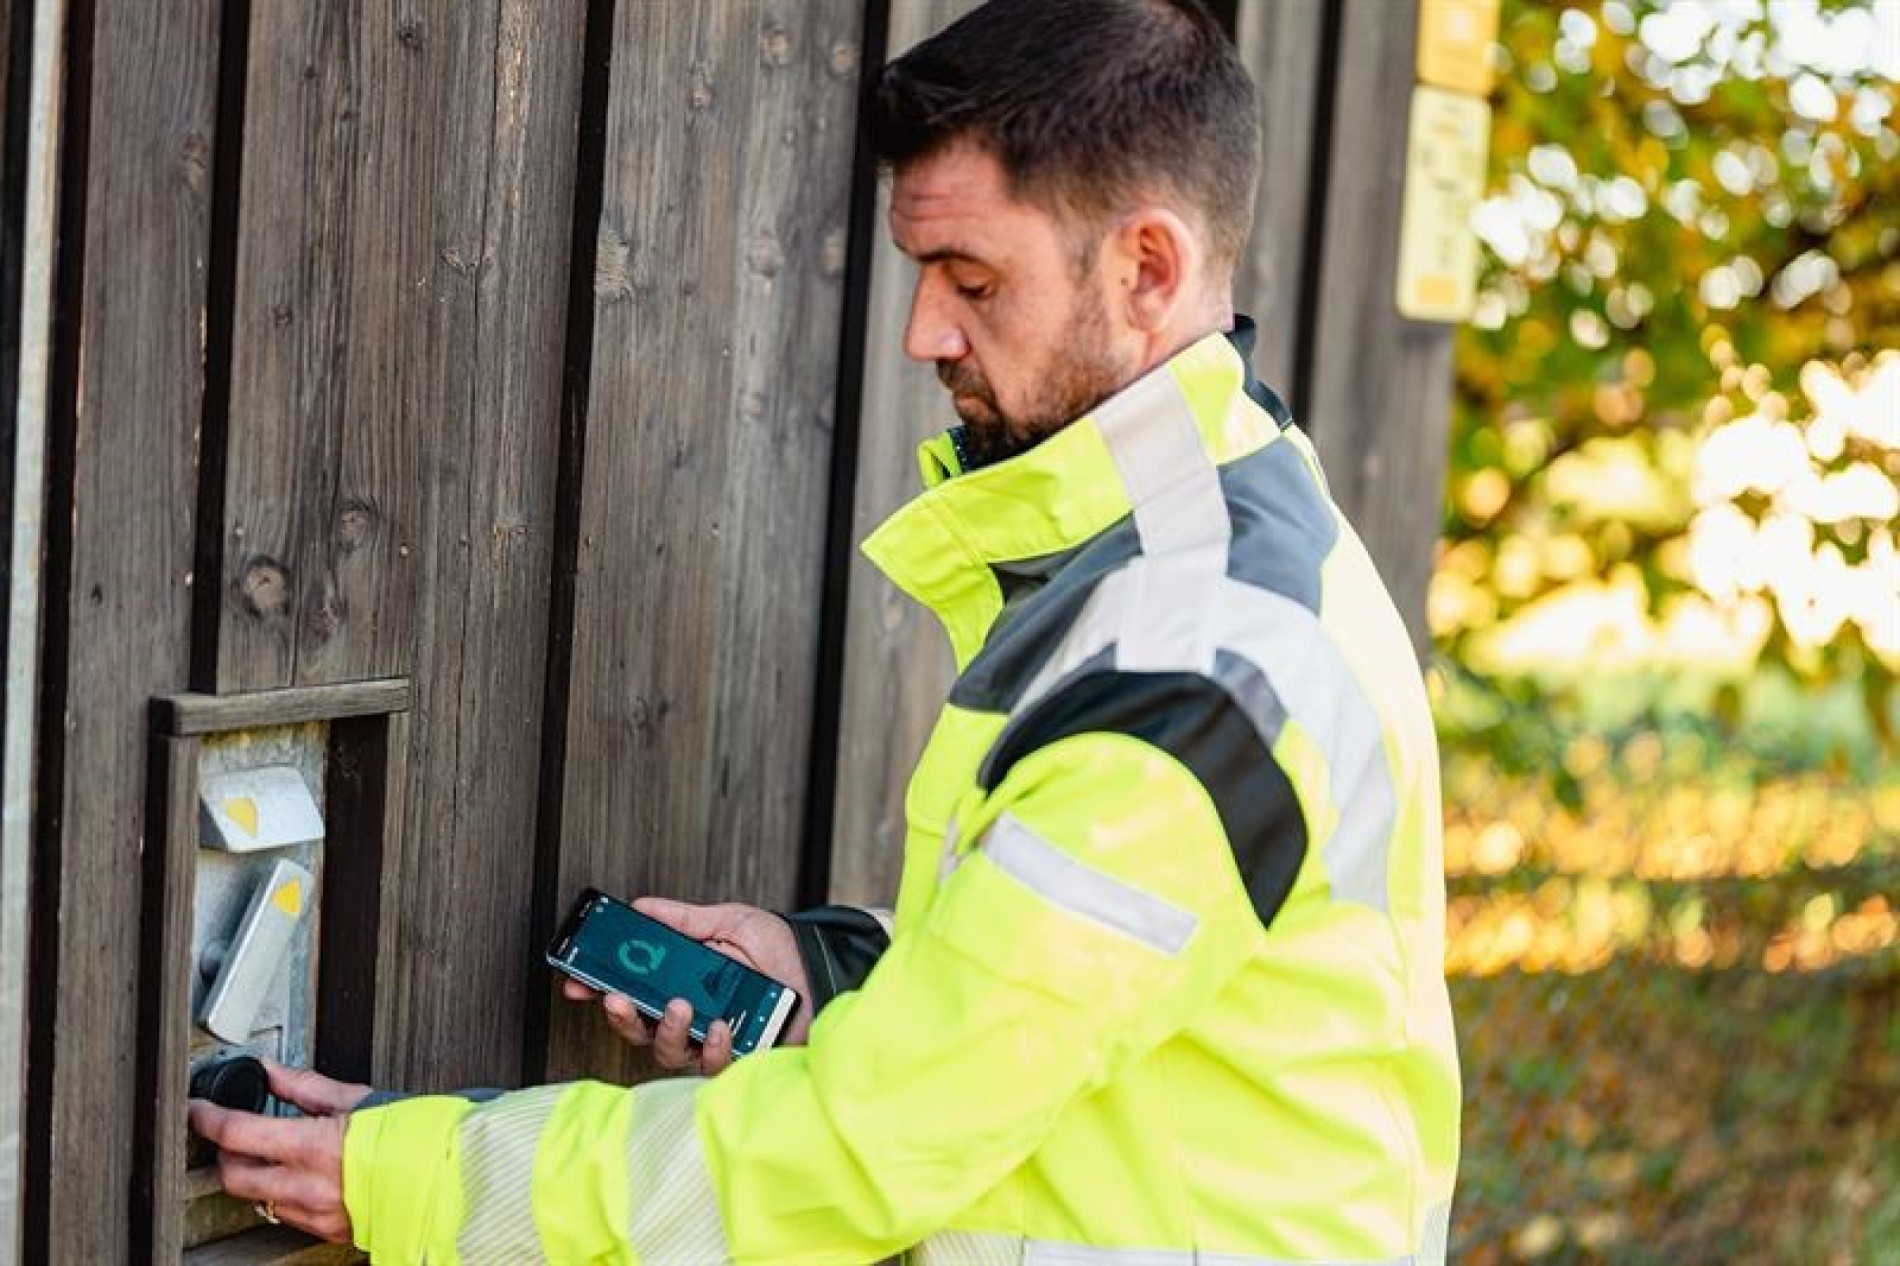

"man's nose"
[902,279,969,364]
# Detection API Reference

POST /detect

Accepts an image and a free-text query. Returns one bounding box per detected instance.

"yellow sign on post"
[1417,0,1501,96]
[1395,85,1491,323]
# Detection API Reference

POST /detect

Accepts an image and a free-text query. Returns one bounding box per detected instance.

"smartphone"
[547,888,799,1056]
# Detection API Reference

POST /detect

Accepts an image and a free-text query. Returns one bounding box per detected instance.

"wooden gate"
[0,0,1452,1259]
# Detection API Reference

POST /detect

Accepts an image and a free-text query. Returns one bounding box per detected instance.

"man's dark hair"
[866,0,1261,272]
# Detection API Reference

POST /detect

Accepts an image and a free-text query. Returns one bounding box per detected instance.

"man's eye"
[956,282,993,302]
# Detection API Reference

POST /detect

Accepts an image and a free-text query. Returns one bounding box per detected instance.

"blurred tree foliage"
[1439,0,1900,750]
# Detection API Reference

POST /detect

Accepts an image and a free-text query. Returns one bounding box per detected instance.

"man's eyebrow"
[906,245,989,267]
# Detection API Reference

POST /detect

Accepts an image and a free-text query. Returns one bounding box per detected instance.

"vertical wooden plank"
[214,4,363,688]
[375,1,584,1092]
[1230,0,1328,396]
[212,0,582,1094]
[131,734,200,1264]
[214,1,464,691]
[316,713,390,1087]
[30,0,216,1256]
[826,1,975,908]
[548,0,863,1082]
[1303,0,1450,653]
[0,2,64,1258]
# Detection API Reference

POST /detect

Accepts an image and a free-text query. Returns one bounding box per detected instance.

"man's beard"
[939,295,1131,468]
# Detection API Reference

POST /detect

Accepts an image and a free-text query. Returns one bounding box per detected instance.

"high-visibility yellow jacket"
[342,321,1461,1264]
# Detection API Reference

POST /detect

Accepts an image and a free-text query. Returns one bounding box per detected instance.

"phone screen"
[547,890,797,1055]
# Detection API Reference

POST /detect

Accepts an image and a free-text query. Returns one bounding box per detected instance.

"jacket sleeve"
[342,683,1283,1263]
[784,904,892,1013]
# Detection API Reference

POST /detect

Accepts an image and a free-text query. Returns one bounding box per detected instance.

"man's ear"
[1109,207,1199,334]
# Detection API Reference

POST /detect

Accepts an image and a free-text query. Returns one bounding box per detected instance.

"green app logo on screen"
[617,939,665,977]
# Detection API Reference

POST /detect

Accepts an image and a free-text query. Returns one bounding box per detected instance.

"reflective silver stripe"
[1207,582,1395,912]
[1417,1200,1450,1266]
[456,1083,567,1262]
[864,906,896,939]
[911,1228,1025,1265]
[981,813,1196,955]
[1093,363,1231,557]
[625,1076,729,1263]
[1006,566,1397,913]
[911,1231,1432,1265]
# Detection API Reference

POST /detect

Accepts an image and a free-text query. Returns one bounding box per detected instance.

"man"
[191,1,1461,1259]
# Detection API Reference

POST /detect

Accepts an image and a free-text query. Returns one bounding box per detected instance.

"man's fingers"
[214,1153,348,1241]
[650,999,697,1069]
[259,1059,370,1116]
[189,1100,295,1163]
[190,1100,333,1167]
[561,978,600,1002]
[602,993,656,1045]
[633,896,733,942]
[701,1020,733,1075]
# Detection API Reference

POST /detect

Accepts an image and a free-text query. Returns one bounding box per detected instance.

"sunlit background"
[1433,0,1897,1258]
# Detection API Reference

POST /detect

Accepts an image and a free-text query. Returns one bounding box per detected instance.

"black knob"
[189,1053,271,1114]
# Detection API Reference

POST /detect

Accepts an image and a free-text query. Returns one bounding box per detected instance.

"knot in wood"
[760,27,793,68]
[746,233,784,278]
[820,227,848,281]
[239,559,290,620]
[337,501,378,551]
[180,131,210,191]
[307,591,344,642]
[688,65,715,112]
[397,18,425,51]
[594,221,636,304]
[828,41,858,78]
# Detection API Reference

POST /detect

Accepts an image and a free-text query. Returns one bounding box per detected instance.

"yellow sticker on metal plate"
[1396,85,1491,323]
[272,878,303,917]
[223,796,260,838]
[1417,0,1500,96]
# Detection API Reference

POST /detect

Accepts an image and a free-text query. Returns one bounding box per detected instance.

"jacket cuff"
[344,1094,473,1259]
[784,905,893,1013]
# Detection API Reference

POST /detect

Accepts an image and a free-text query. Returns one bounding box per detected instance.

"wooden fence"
[0,0,1452,1259]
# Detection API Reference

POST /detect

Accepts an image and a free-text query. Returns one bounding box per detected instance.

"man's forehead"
[888,146,1036,261]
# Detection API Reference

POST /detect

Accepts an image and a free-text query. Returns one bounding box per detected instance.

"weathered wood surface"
[215,2,419,689]
[0,0,62,1256]
[131,734,201,1262]
[826,0,974,908]
[1303,0,1452,657]
[546,0,864,1082]
[211,1,584,1091]
[1231,0,1329,397]
[364,0,583,1094]
[30,2,217,1257]
[154,676,410,735]
[182,1226,362,1265]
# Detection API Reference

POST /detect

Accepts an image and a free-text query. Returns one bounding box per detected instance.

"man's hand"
[187,1061,371,1244]
[560,897,811,1076]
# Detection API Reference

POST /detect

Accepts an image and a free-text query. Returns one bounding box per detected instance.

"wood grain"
[131,734,201,1263]
[1231,0,1329,396]
[30,1,216,1257]
[1303,0,1451,656]
[826,0,974,908]
[154,678,410,736]
[367,0,584,1095]
[210,1,583,1094]
[182,1225,362,1265]
[546,0,863,1082]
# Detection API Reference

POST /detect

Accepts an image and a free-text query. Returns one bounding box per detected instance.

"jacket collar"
[862,316,1290,668]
